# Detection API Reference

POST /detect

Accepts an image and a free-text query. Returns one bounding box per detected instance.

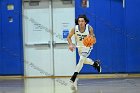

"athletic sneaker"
[69,80,76,90]
[93,60,102,73]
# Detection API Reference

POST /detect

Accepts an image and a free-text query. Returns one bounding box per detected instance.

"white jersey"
[74,24,93,57]
[74,24,90,47]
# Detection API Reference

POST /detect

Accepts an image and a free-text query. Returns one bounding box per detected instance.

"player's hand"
[68,44,75,52]
[87,34,93,38]
[87,35,96,44]
[87,34,91,37]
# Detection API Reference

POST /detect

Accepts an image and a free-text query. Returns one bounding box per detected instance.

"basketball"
[82,35,96,47]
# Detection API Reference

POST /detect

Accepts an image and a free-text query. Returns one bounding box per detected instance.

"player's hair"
[75,14,89,25]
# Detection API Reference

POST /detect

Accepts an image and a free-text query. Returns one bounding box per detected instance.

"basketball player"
[67,14,102,83]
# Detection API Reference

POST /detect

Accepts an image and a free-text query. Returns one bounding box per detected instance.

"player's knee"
[86,58,92,62]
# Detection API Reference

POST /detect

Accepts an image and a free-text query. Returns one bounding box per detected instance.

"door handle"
[34,43,50,46]
[25,42,51,47]
[53,41,68,47]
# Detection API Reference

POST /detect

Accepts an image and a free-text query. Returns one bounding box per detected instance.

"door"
[23,0,53,76]
[0,0,24,75]
[52,0,75,76]
[110,0,126,73]
[125,0,140,73]
[95,0,125,73]
[23,0,76,76]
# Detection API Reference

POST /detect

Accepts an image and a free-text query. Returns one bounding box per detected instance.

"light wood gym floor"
[0,74,140,93]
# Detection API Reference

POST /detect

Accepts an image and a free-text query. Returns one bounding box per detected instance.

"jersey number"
[78,35,87,41]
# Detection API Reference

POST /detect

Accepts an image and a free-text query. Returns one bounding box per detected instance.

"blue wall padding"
[75,0,140,73]
[0,0,24,75]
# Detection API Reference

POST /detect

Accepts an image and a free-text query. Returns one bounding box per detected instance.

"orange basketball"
[83,36,96,47]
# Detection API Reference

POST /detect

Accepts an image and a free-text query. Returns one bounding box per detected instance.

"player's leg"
[84,58,102,73]
[70,47,91,83]
[84,58,93,65]
[70,55,86,82]
[82,47,102,73]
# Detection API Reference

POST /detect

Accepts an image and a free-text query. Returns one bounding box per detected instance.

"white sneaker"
[69,80,75,90]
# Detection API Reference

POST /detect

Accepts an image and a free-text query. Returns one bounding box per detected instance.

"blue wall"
[125,0,140,73]
[0,0,24,75]
[0,0,2,74]
[75,0,140,73]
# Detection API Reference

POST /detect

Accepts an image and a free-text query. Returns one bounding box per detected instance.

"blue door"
[0,0,24,75]
[125,0,140,73]
[110,0,126,73]
[94,0,113,73]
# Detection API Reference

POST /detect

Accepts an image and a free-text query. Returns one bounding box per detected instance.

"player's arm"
[67,27,75,45]
[67,28,75,52]
[89,26,96,43]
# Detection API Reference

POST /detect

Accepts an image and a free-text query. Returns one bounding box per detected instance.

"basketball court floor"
[0,77,140,93]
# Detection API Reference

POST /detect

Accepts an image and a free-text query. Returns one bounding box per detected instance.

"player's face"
[78,18,86,28]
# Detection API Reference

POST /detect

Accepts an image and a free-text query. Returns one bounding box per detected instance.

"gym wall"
[75,0,140,73]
